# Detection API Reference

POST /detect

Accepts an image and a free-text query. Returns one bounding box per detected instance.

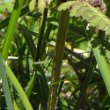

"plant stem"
[0,6,29,29]
[35,8,48,61]
[40,23,53,58]
[48,10,69,110]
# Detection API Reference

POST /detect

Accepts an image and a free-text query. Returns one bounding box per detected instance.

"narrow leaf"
[4,62,33,110]
[0,54,14,110]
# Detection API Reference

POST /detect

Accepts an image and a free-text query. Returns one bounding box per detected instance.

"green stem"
[35,8,48,61]
[49,10,69,110]
[2,0,25,60]
[0,6,29,29]
[40,23,53,58]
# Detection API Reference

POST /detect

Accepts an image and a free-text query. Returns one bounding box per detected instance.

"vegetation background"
[0,0,110,110]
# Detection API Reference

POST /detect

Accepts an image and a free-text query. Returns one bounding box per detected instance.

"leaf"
[0,54,14,110]
[25,73,36,97]
[58,1,110,36]
[17,73,36,110]
[4,61,33,110]
[38,0,46,13]
[93,45,110,96]
[58,1,75,11]
[29,0,36,12]
[2,0,25,60]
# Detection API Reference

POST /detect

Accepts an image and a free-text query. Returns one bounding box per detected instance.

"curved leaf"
[58,1,110,36]
[29,0,36,12]
[38,0,46,13]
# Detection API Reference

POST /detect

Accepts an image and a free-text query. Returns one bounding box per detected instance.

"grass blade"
[25,73,36,97]
[4,62,33,110]
[0,54,14,110]
[0,6,29,30]
[2,0,25,60]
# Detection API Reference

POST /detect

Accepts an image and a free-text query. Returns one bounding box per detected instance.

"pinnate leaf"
[58,1,110,36]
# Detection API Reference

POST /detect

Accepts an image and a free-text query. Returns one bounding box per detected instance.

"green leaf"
[2,0,25,60]
[58,1,75,11]
[93,45,110,96]
[0,54,14,110]
[4,62,33,110]
[25,73,36,97]
[29,0,36,12]
[38,0,46,13]
[17,73,36,110]
[58,1,110,36]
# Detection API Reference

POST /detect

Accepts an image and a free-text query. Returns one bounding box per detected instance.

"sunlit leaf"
[58,1,110,36]
[38,0,46,13]
[29,0,36,12]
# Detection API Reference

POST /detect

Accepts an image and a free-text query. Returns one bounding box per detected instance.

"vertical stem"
[35,8,48,61]
[34,8,49,109]
[40,23,53,58]
[49,10,69,110]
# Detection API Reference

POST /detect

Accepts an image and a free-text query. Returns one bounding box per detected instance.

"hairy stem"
[48,10,69,110]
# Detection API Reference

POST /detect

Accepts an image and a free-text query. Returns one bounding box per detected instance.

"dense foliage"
[0,0,110,110]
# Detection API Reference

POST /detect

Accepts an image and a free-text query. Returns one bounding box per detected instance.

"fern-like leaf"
[38,0,46,13]
[29,0,36,12]
[38,0,52,13]
[58,1,75,11]
[58,1,110,35]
